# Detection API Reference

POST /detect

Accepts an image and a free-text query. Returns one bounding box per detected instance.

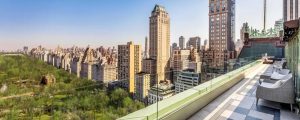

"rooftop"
[118,61,300,120]
[189,64,299,120]
[152,4,166,13]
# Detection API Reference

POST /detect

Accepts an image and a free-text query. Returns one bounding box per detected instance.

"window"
[222,1,226,11]
[216,2,220,12]
[210,3,215,13]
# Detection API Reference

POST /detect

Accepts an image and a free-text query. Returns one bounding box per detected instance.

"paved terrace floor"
[189,64,300,120]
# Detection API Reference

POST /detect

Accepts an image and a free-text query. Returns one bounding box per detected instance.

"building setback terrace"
[189,64,299,120]
[118,61,300,120]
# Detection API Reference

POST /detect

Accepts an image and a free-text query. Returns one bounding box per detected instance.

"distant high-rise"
[118,41,142,93]
[172,43,178,49]
[206,0,235,69]
[284,0,300,22]
[144,37,149,58]
[204,39,209,50]
[187,37,201,50]
[172,49,190,72]
[179,36,185,49]
[149,5,170,83]
[240,22,249,42]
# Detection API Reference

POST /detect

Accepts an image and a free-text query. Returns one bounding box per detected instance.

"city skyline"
[0,0,282,50]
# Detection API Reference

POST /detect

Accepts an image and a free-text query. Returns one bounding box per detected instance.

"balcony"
[118,60,300,120]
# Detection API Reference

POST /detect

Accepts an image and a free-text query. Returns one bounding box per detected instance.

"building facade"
[205,0,236,71]
[144,37,149,59]
[187,37,201,50]
[134,72,151,103]
[118,41,142,93]
[142,58,156,86]
[149,5,171,84]
[172,50,191,71]
[284,0,300,22]
[179,36,185,49]
[175,70,201,94]
[148,82,175,104]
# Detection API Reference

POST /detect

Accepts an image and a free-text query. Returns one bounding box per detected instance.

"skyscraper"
[187,37,201,50]
[206,0,235,70]
[118,41,142,93]
[144,37,149,58]
[179,36,185,49]
[209,0,235,51]
[204,39,209,50]
[240,22,249,43]
[284,0,300,22]
[172,43,178,49]
[149,5,171,83]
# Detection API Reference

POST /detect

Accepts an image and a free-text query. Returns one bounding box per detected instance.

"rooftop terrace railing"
[118,60,262,120]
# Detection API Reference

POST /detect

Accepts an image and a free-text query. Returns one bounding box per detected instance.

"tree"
[110,88,128,107]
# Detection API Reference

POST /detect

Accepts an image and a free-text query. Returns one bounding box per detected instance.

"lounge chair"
[256,74,294,111]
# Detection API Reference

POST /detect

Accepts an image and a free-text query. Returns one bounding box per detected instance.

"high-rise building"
[274,19,284,36]
[142,58,156,86]
[172,50,191,71]
[171,42,179,56]
[171,49,191,83]
[171,48,201,83]
[94,64,117,83]
[206,0,235,70]
[240,22,249,43]
[144,37,149,58]
[204,39,209,50]
[186,37,201,50]
[81,47,96,80]
[179,36,185,49]
[172,43,178,49]
[149,5,171,83]
[209,0,235,51]
[118,41,142,93]
[134,72,151,103]
[284,0,300,22]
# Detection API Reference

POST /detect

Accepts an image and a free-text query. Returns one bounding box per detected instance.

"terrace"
[118,60,300,120]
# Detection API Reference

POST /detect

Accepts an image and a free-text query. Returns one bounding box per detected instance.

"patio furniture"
[260,69,290,84]
[256,74,294,111]
[260,66,275,79]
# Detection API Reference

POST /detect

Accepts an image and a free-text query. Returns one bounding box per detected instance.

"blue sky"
[0,0,282,51]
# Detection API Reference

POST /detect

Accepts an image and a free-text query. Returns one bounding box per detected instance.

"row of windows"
[210,28,226,33]
[210,1,227,13]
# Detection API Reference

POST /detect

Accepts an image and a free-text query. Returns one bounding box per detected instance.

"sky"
[0,0,283,51]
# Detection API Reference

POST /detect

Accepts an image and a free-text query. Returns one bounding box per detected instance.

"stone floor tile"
[248,110,274,120]
[220,110,246,120]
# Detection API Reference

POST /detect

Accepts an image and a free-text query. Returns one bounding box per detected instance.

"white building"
[148,82,174,104]
[175,69,201,94]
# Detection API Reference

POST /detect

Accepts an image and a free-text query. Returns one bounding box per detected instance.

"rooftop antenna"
[263,0,267,31]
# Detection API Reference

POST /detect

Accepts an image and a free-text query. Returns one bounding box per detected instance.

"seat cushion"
[261,82,274,88]
[261,80,283,88]
[278,69,290,75]
[270,72,286,80]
